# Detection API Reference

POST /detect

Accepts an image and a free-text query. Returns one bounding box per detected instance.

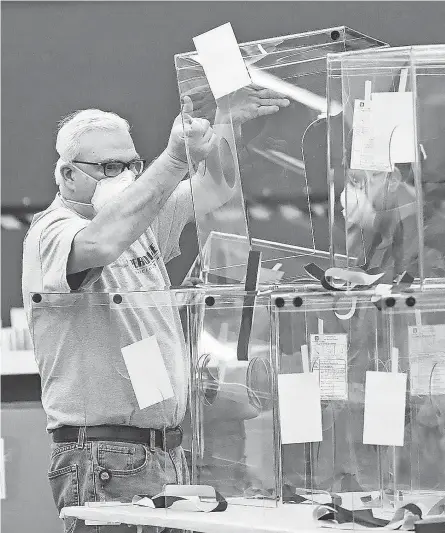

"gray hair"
[54,109,130,185]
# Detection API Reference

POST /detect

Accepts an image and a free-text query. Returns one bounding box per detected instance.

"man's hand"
[216,85,290,125]
[166,96,216,165]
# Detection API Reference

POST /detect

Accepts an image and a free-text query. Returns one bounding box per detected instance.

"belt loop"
[149,429,156,452]
[77,427,86,449]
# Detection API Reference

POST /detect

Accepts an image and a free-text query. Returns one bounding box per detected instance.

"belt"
[51,425,183,451]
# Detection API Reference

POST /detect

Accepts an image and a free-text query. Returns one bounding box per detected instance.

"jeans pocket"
[94,443,176,503]
[97,442,148,475]
[48,465,80,533]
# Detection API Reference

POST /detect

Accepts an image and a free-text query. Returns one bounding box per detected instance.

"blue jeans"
[47,429,189,533]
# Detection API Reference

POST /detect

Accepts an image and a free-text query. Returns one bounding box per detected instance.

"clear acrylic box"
[30,289,279,508]
[273,286,445,524]
[29,284,445,517]
[327,45,445,284]
[189,289,279,506]
[273,291,384,512]
[380,288,445,502]
[186,230,356,285]
[175,27,386,284]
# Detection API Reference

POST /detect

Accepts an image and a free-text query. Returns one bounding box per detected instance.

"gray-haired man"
[22,86,290,533]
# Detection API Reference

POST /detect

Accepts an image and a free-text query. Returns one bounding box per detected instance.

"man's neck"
[57,192,95,220]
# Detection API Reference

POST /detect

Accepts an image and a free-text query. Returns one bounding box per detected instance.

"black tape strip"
[304,263,343,291]
[236,251,261,362]
[303,262,325,281]
[213,491,228,512]
[146,490,228,512]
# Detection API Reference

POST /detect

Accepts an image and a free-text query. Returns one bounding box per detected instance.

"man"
[22,89,289,533]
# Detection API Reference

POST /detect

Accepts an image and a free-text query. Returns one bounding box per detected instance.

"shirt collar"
[56,192,95,220]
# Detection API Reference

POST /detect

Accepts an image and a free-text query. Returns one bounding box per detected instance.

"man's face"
[69,127,139,202]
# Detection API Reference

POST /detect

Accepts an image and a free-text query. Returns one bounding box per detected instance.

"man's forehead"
[77,128,138,161]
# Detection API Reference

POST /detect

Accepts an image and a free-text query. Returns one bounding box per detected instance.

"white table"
[61,501,326,533]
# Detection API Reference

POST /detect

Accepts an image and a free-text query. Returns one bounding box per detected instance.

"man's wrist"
[160,149,189,172]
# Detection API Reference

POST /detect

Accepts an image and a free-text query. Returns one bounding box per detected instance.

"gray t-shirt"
[22,185,193,431]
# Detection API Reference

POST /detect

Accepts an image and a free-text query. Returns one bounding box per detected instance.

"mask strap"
[60,196,93,209]
[58,159,98,209]
[59,158,100,183]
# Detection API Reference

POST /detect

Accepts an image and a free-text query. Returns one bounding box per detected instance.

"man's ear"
[60,164,74,185]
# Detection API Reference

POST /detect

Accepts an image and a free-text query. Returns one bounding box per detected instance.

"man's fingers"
[257,88,289,99]
[256,98,290,108]
[200,126,214,144]
[181,95,194,116]
[186,117,212,138]
[193,117,211,130]
[257,105,280,117]
[203,132,218,151]
[182,114,193,126]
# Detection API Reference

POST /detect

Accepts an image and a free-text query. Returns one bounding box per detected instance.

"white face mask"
[90,172,135,212]
[62,160,135,212]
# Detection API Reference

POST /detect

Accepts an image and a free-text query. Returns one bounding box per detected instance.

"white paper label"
[278,373,322,444]
[363,371,407,446]
[372,92,416,164]
[310,333,348,400]
[193,23,251,100]
[350,99,392,172]
[121,336,174,410]
[408,325,445,395]
[350,93,416,172]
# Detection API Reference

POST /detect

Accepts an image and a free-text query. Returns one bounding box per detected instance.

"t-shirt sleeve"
[36,210,102,292]
[152,180,193,263]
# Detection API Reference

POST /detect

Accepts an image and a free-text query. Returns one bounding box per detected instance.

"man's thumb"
[181,95,194,119]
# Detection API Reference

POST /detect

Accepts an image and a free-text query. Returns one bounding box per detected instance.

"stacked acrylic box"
[175,26,386,286]
[327,45,445,285]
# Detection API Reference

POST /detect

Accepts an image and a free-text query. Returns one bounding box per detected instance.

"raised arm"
[67,105,215,274]
[189,86,290,217]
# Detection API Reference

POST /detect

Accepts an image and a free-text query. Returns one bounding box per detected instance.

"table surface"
[61,500,376,533]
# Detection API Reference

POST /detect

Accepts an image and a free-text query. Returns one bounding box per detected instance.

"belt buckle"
[164,426,183,451]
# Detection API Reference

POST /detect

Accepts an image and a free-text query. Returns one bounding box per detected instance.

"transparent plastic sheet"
[31,290,193,521]
[327,45,445,285]
[414,49,445,282]
[107,289,196,522]
[186,231,356,285]
[189,291,278,507]
[175,27,387,284]
[275,291,385,524]
[382,290,445,504]
[30,293,113,433]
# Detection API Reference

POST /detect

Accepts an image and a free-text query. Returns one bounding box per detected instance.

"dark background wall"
[2,1,445,325]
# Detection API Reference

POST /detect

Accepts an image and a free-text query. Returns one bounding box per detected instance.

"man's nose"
[120,167,136,179]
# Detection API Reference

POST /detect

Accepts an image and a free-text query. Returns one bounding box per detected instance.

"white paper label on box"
[278,373,322,444]
[350,99,392,172]
[350,93,416,172]
[310,333,348,400]
[408,325,445,395]
[193,23,251,100]
[371,92,416,164]
[121,336,174,410]
[363,371,407,447]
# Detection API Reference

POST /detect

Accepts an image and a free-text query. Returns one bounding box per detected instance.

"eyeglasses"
[72,159,147,178]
